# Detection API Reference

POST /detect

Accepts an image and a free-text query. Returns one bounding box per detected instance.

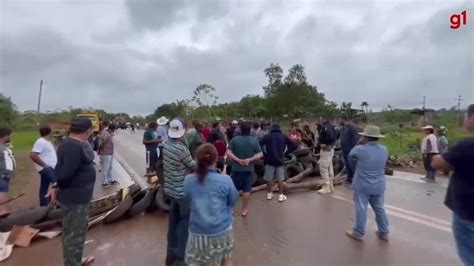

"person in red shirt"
[208,131,226,172]
[202,122,211,142]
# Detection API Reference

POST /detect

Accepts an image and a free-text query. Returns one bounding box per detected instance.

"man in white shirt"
[30,126,57,206]
[420,125,439,182]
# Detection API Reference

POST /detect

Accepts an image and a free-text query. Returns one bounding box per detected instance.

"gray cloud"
[0,0,472,116]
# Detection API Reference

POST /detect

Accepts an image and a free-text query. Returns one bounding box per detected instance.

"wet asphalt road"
[5,129,460,265]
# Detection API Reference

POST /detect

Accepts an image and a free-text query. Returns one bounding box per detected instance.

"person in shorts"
[259,123,297,202]
[0,127,15,217]
[226,121,263,217]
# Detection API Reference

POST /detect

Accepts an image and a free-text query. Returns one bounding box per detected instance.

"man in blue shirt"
[339,116,359,185]
[346,125,390,242]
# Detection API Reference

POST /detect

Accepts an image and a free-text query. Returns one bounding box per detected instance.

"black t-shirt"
[443,137,474,222]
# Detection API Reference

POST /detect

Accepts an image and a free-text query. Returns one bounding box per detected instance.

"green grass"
[11,131,37,152]
[381,130,421,158]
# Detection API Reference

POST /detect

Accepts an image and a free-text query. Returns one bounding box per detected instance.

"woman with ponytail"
[184,143,239,266]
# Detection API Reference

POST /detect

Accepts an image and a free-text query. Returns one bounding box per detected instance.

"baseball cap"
[168,118,186,139]
[70,117,92,130]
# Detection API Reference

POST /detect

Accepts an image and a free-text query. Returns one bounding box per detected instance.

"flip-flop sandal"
[81,256,95,265]
[241,210,249,217]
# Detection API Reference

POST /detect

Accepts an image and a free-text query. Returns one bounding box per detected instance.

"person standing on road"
[226,122,263,217]
[163,118,196,266]
[346,125,390,242]
[98,123,118,187]
[143,122,159,174]
[156,116,169,146]
[226,120,238,143]
[259,124,297,202]
[317,116,337,194]
[339,116,359,186]
[257,121,269,141]
[47,118,96,265]
[420,125,439,182]
[184,144,238,266]
[0,127,15,217]
[431,104,474,266]
[437,126,449,154]
[130,123,135,133]
[188,122,205,159]
[30,126,57,206]
[208,130,226,172]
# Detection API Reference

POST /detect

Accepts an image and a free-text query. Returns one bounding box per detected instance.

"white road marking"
[330,193,452,233]
[388,171,448,188]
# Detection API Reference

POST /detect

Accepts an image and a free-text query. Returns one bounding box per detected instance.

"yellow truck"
[77,112,100,135]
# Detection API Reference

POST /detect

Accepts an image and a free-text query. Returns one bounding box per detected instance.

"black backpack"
[322,124,337,145]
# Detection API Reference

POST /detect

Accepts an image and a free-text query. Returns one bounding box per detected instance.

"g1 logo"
[450,10,467,29]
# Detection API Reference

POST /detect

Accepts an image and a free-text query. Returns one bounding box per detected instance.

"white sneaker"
[266,192,273,200]
[278,194,287,202]
[318,187,331,195]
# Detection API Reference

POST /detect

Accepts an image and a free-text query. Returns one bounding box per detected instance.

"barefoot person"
[259,123,296,202]
[431,104,474,266]
[0,127,15,218]
[47,118,96,265]
[30,126,57,206]
[346,125,390,241]
[184,144,238,266]
[226,121,263,216]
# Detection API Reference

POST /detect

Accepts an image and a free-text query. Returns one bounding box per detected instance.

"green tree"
[0,94,18,128]
[263,63,283,97]
[191,84,218,118]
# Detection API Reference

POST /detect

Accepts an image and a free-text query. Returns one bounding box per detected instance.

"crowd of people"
[0,103,472,265]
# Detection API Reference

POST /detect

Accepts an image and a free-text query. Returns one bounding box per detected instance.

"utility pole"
[455,95,463,128]
[37,80,43,122]
[422,96,426,110]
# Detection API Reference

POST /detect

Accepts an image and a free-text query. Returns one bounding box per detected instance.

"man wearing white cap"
[163,118,195,266]
[421,125,438,182]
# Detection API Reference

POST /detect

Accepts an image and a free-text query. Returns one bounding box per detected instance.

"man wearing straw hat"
[420,125,439,182]
[346,125,390,242]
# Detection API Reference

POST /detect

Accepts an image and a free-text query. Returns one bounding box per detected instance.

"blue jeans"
[342,153,354,183]
[353,187,390,237]
[39,167,55,206]
[452,213,474,266]
[166,197,190,266]
[100,155,115,185]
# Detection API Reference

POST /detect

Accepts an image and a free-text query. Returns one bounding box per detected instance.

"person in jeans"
[98,123,118,187]
[346,125,390,242]
[47,118,96,265]
[226,121,263,217]
[184,144,238,266]
[317,116,337,194]
[163,118,196,266]
[143,122,159,174]
[432,104,474,266]
[259,123,296,202]
[339,116,359,185]
[0,127,15,218]
[30,126,57,206]
[420,125,439,182]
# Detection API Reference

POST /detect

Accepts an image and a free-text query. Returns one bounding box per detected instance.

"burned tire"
[0,207,49,232]
[292,148,311,158]
[285,163,304,178]
[104,196,133,224]
[297,154,313,164]
[46,207,64,220]
[156,186,171,212]
[385,167,394,176]
[125,189,153,218]
[128,183,141,197]
[145,187,159,212]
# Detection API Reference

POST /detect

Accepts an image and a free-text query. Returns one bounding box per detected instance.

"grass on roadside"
[11,131,37,152]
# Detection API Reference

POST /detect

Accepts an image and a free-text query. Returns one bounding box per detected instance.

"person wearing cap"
[47,117,96,265]
[345,125,390,242]
[420,125,439,182]
[0,127,15,218]
[163,118,196,266]
[226,121,263,217]
[259,123,297,202]
[98,123,118,187]
[156,116,169,145]
[431,104,474,266]
[143,122,159,174]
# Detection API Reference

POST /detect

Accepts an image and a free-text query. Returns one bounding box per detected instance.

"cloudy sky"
[1,0,472,115]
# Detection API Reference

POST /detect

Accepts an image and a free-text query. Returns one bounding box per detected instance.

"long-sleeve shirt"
[340,123,359,155]
[184,168,239,235]
[55,138,96,205]
[349,142,388,188]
